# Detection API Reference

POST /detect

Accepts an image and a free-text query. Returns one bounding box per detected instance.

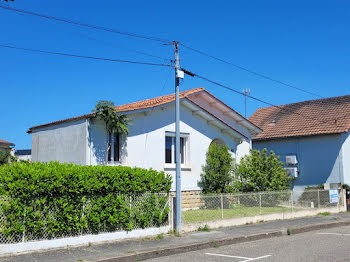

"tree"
[198,143,235,194]
[93,101,130,163]
[0,150,16,166]
[234,148,292,192]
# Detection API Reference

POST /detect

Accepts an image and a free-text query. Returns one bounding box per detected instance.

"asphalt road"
[147,225,350,262]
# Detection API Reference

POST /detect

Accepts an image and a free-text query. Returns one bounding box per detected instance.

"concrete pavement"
[148,224,350,262]
[1,213,350,262]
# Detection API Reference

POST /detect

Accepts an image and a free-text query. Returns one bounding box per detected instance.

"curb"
[96,231,282,262]
[289,220,350,235]
[96,220,350,262]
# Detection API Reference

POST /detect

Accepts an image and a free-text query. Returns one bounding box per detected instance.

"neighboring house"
[28,88,261,191]
[249,95,350,189]
[15,149,31,161]
[0,139,15,154]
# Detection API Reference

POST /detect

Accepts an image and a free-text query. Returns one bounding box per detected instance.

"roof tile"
[249,95,350,140]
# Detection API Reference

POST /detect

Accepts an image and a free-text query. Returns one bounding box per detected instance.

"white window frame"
[164,131,190,169]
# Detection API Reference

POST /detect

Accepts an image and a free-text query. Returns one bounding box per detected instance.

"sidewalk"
[1,213,350,262]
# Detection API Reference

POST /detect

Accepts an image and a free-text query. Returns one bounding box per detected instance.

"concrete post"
[174,41,181,233]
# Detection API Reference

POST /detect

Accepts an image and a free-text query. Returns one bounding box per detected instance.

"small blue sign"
[329,190,339,204]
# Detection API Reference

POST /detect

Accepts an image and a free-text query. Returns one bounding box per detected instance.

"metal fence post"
[317,189,320,209]
[291,190,294,216]
[221,195,224,219]
[259,192,262,215]
[22,205,26,243]
[129,195,132,218]
[81,201,85,236]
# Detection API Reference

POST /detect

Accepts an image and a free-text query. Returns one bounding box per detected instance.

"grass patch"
[318,212,331,216]
[168,230,180,237]
[287,228,291,235]
[156,234,164,240]
[182,206,292,223]
[197,225,210,232]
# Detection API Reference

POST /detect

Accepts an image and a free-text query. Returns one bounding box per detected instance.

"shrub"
[0,150,16,166]
[0,162,171,198]
[234,149,292,192]
[198,143,235,194]
[0,162,171,241]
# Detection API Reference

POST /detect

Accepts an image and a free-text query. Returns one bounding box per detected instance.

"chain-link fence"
[0,193,170,244]
[182,189,342,224]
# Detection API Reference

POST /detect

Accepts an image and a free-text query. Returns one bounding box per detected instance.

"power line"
[181,68,342,127]
[0,44,173,67]
[74,33,172,62]
[180,43,324,99]
[0,5,172,44]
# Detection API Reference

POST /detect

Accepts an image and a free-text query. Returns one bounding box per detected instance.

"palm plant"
[93,101,130,164]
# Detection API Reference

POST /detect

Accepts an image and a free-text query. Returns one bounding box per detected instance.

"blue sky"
[1,0,349,149]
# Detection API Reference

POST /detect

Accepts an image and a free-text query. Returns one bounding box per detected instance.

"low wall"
[0,226,170,256]
[170,191,202,209]
[182,206,346,232]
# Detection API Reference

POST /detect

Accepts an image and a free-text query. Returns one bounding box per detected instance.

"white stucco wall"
[31,120,88,165]
[341,131,350,185]
[89,103,251,191]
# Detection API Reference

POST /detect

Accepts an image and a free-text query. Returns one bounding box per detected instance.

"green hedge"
[0,162,171,242]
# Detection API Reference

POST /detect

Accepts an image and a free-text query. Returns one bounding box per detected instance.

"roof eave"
[252,131,347,142]
[183,98,248,139]
[27,113,96,134]
[199,90,262,134]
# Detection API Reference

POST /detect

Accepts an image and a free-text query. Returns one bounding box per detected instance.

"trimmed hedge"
[0,162,172,242]
[0,162,171,198]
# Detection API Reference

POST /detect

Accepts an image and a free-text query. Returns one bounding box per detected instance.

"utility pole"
[173,41,182,233]
[243,88,250,118]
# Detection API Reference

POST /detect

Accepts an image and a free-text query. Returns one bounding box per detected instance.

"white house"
[0,139,15,154]
[14,149,32,162]
[28,88,261,191]
[249,94,350,190]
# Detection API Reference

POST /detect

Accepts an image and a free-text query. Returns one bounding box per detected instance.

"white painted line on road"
[244,255,272,261]
[317,233,350,236]
[205,252,271,261]
[205,253,251,259]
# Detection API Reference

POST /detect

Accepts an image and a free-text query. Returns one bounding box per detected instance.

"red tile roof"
[115,88,205,112]
[0,139,15,146]
[249,95,350,141]
[27,88,205,133]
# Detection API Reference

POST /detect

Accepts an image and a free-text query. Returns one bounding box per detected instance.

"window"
[107,133,120,162]
[165,134,187,165]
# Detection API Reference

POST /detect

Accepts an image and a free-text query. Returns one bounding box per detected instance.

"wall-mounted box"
[286,155,298,165]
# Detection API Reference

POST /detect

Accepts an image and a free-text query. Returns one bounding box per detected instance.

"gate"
[346,189,350,211]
